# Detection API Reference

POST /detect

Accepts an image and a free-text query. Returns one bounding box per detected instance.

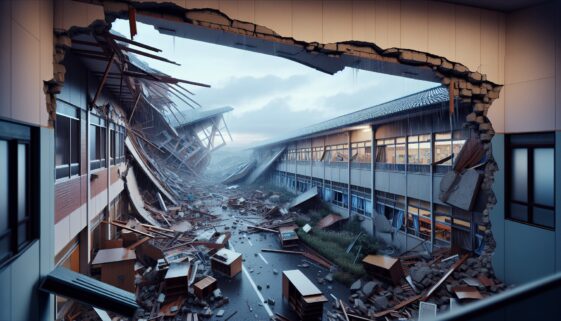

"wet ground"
[195,194,350,321]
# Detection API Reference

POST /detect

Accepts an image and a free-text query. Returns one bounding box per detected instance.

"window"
[375,191,406,231]
[90,115,107,170]
[376,137,405,164]
[327,144,348,163]
[433,204,452,243]
[312,147,325,161]
[0,120,37,266]
[506,132,555,229]
[434,130,467,166]
[297,148,311,161]
[109,124,125,165]
[407,198,431,240]
[55,104,80,179]
[351,141,371,163]
[407,134,431,164]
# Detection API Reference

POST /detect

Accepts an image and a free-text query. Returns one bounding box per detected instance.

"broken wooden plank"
[373,294,422,318]
[248,226,278,233]
[104,220,155,238]
[421,254,469,301]
[339,300,350,321]
[126,237,150,250]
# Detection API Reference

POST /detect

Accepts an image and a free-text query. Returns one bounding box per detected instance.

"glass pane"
[89,125,96,161]
[0,141,8,234]
[533,207,554,228]
[17,223,27,247]
[435,141,451,164]
[436,132,451,140]
[0,235,10,260]
[386,145,396,163]
[70,119,80,165]
[419,142,431,164]
[511,148,528,202]
[533,148,554,207]
[510,202,528,222]
[408,143,418,163]
[396,144,406,164]
[17,144,28,222]
[55,116,70,166]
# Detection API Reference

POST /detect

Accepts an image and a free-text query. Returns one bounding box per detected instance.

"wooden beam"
[118,45,179,65]
[108,33,162,52]
[104,220,154,238]
[91,53,115,107]
[128,92,142,122]
[339,300,350,321]
[421,254,469,301]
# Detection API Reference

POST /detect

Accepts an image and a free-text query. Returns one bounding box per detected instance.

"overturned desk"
[282,270,327,321]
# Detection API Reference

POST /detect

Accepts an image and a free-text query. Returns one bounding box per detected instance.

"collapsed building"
[48,24,234,318]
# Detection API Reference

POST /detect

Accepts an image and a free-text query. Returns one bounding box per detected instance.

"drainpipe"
[348,131,352,218]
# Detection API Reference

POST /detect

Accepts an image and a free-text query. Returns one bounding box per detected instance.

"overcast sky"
[112,20,438,148]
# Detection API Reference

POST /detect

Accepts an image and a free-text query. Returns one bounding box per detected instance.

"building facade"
[255,87,488,255]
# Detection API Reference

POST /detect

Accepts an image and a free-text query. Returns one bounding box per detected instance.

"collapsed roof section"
[61,25,233,225]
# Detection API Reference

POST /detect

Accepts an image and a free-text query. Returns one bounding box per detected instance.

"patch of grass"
[295,216,380,286]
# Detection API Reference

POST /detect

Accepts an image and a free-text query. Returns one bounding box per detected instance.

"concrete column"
[404,134,409,250]
[371,125,376,231]
[38,127,54,321]
[430,132,435,252]
[348,131,352,218]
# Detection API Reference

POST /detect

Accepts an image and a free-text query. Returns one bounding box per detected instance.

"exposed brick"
[454,63,469,74]
[398,50,427,64]
[185,11,231,26]
[460,88,472,97]
[466,113,477,122]
[427,56,441,66]
[232,20,255,32]
[468,72,482,82]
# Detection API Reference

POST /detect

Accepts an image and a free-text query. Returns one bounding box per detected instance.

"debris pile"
[326,251,507,321]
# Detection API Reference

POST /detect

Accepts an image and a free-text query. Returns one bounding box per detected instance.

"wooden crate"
[210,248,242,278]
[91,248,136,292]
[193,276,217,299]
[362,254,404,285]
[164,262,190,300]
[282,270,327,321]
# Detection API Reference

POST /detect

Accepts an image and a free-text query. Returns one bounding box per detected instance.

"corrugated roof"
[169,106,234,128]
[255,86,448,148]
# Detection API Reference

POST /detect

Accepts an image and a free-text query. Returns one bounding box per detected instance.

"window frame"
[55,107,81,180]
[505,132,555,230]
[0,120,39,268]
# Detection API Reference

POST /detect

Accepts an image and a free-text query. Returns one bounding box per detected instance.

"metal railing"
[434,271,561,321]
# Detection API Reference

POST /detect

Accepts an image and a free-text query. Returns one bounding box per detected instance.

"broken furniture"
[91,248,137,292]
[288,187,319,210]
[210,248,242,278]
[40,267,139,317]
[191,230,231,249]
[362,254,404,285]
[193,276,217,299]
[164,262,191,300]
[315,214,345,230]
[279,225,299,248]
[282,270,327,321]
